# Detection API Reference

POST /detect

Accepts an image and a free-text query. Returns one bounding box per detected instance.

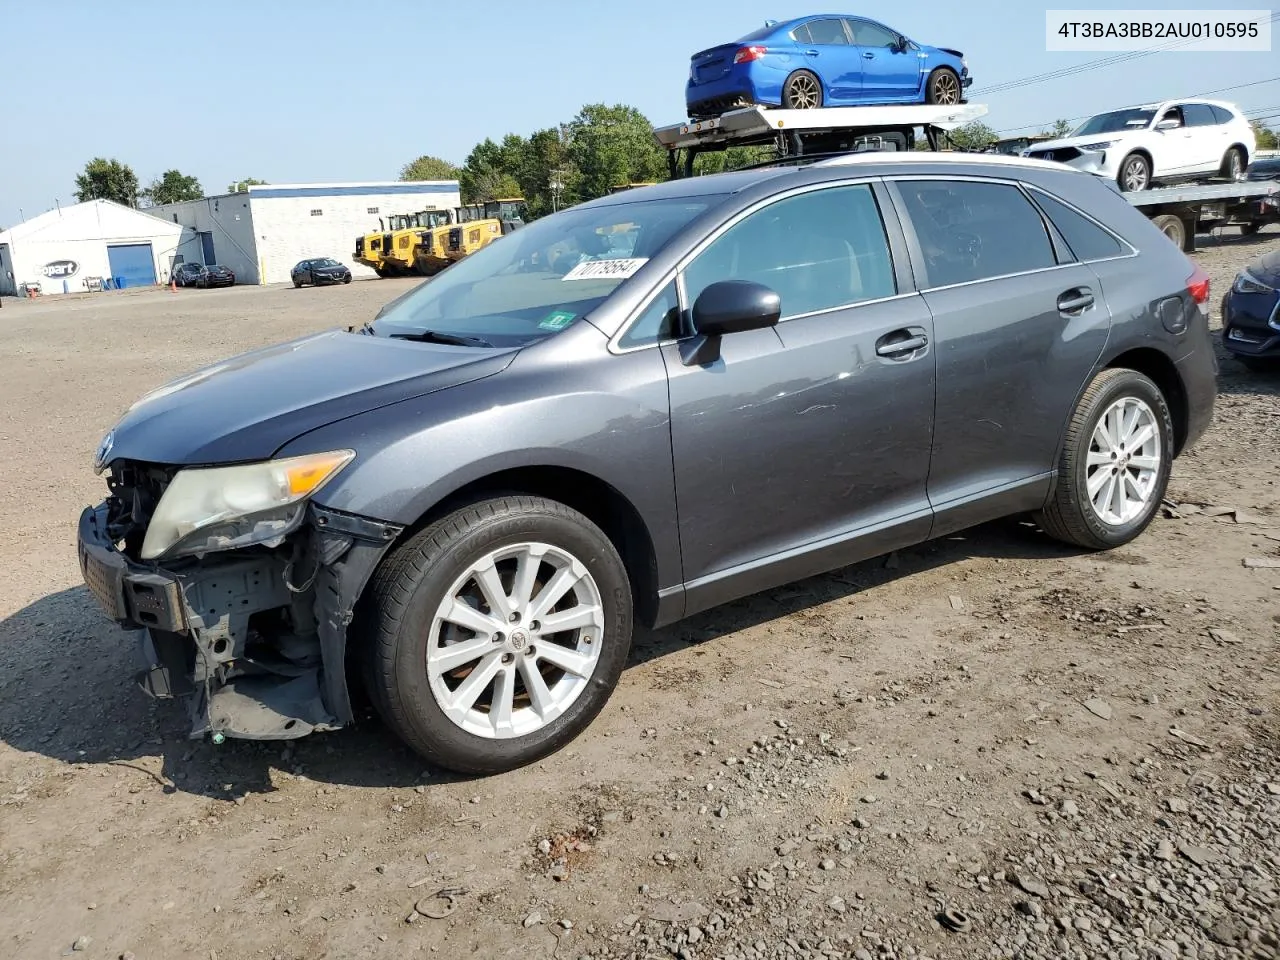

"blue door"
[795,17,862,102]
[846,18,920,100]
[199,232,216,266]
[107,243,156,289]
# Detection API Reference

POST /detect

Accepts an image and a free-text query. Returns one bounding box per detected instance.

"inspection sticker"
[561,257,648,281]
[538,310,578,331]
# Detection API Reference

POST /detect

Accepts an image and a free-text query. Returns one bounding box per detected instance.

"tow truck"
[651,103,1279,251]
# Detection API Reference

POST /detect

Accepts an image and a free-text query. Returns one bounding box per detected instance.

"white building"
[149,180,461,285]
[0,200,200,296]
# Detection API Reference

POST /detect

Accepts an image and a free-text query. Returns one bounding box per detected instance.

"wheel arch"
[387,464,663,628]
[1103,347,1190,455]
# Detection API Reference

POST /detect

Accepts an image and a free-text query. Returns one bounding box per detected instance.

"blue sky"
[1,0,1275,227]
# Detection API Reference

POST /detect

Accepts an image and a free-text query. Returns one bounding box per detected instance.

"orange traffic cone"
[169,275,177,293]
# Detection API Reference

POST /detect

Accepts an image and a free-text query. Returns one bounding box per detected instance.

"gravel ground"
[1,228,1278,960]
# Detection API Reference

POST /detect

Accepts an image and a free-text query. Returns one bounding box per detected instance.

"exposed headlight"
[1233,269,1275,295]
[140,450,354,560]
[1078,141,1114,151]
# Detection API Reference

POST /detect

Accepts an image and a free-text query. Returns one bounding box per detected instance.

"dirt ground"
[1,230,1278,960]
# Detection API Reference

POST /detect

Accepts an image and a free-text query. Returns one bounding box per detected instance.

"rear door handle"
[863,51,875,59]
[804,49,819,56]
[876,329,929,357]
[1057,287,1095,314]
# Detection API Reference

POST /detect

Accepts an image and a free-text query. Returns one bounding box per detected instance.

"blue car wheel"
[782,70,823,110]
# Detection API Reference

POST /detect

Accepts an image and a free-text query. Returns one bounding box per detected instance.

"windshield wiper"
[387,329,495,348]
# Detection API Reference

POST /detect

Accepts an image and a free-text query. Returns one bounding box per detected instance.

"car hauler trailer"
[652,102,991,178]
[1124,180,1280,251]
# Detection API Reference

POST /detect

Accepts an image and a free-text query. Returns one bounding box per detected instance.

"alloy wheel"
[1122,157,1149,191]
[932,72,960,105]
[426,542,605,739]
[1085,396,1162,526]
[787,75,820,109]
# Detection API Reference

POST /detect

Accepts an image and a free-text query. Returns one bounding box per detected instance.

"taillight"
[1185,262,1210,305]
[734,45,767,63]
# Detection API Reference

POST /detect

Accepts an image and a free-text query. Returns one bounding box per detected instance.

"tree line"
[70,104,1280,217]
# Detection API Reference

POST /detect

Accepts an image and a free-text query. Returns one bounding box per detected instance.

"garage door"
[107,243,156,289]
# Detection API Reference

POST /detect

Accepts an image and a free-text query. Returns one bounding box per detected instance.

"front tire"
[1036,368,1173,550]
[925,68,961,105]
[782,70,823,110]
[1117,152,1151,192]
[364,496,633,775]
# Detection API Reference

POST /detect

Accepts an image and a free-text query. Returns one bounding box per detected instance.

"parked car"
[1221,248,1280,370]
[292,257,353,287]
[1245,156,1280,182]
[1022,99,1256,192]
[78,153,1216,775]
[200,264,236,288]
[172,263,206,288]
[685,15,970,119]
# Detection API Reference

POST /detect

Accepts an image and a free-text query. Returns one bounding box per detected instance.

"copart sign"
[39,260,79,279]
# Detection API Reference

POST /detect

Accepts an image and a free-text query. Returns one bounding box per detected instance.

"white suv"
[1022,99,1256,192]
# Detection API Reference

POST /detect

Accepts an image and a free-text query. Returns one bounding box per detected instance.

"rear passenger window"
[1029,190,1125,261]
[1209,104,1234,124]
[896,180,1056,287]
[807,19,850,44]
[683,184,896,320]
[1183,104,1217,127]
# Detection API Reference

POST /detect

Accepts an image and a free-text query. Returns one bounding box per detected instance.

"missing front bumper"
[77,502,401,743]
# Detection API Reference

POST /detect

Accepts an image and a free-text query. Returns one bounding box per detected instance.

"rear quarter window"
[1029,190,1126,262]
[895,180,1057,287]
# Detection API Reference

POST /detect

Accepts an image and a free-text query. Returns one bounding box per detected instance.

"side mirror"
[1155,119,1180,131]
[682,280,781,366]
[693,280,781,337]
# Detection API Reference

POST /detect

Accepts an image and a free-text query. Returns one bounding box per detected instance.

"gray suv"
[77,154,1217,774]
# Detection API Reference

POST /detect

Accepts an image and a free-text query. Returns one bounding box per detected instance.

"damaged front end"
[76,456,401,742]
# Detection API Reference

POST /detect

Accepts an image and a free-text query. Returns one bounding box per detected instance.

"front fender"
[275,341,682,594]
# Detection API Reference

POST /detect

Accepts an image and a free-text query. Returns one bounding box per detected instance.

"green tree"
[74,158,139,206]
[694,145,776,175]
[141,169,203,206]
[1045,118,1073,139]
[458,137,527,203]
[227,178,268,193]
[400,155,460,181]
[945,121,998,152]
[1251,121,1278,151]
[565,103,667,201]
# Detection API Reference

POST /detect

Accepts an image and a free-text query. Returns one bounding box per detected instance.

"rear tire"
[363,495,633,775]
[1151,213,1186,250]
[1036,368,1173,550]
[1240,221,1260,237]
[1220,146,1246,181]
[293,278,302,288]
[782,70,823,110]
[925,67,961,105]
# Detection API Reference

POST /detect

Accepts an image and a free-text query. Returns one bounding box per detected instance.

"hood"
[1243,247,1280,287]
[1026,130,1145,152]
[101,329,517,466]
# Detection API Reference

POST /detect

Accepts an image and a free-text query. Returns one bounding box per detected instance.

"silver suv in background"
[77,154,1217,775]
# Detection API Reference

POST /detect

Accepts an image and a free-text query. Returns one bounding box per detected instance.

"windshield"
[372,194,723,347]
[1071,108,1156,136]
[736,24,776,42]
[314,258,341,267]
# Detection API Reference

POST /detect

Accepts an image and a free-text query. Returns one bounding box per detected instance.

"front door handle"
[876,329,929,357]
[804,48,819,56]
[1057,287,1095,314]
[863,51,875,59]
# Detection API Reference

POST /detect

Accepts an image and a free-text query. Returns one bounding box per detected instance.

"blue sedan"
[686,15,971,120]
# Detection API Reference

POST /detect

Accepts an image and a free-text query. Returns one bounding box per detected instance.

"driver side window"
[681,184,897,322]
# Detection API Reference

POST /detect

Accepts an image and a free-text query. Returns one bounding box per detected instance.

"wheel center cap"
[509,630,528,652]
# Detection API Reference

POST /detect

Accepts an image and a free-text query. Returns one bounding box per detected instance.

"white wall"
[246,182,461,284]
[0,200,194,293]
[148,194,260,283]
